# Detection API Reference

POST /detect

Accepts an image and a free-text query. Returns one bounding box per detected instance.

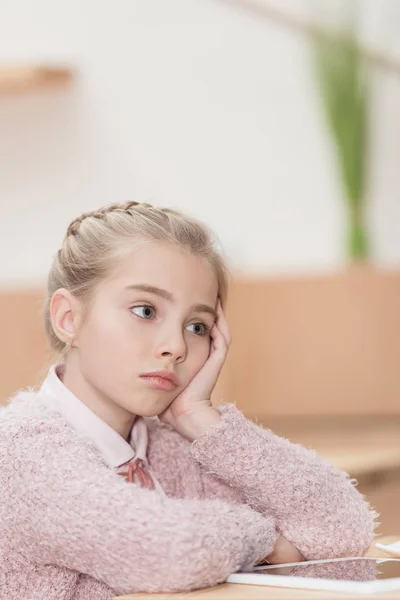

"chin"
[136,403,170,419]
[140,409,163,418]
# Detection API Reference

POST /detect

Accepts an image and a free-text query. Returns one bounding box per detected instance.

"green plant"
[313,25,370,262]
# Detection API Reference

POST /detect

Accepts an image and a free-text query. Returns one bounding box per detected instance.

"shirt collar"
[39,364,149,469]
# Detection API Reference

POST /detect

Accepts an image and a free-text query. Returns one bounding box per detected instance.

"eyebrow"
[125,284,217,319]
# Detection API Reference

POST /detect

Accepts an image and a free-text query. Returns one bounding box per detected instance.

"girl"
[1,201,378,600]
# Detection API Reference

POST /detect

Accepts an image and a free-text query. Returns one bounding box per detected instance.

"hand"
[158,299,231,440]
[258,536,305,566]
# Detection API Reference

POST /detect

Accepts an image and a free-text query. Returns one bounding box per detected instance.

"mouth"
[139,371,180,392]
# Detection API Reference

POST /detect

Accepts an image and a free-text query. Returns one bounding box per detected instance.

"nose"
[155,328,187,363]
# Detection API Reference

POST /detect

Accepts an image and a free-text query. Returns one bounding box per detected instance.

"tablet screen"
[255,557,400,581]
[226,558,400,594]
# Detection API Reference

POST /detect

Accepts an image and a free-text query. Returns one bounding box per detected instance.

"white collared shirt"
[40,364,164,494]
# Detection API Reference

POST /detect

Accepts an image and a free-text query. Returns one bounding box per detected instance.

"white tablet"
[226,557,400,594]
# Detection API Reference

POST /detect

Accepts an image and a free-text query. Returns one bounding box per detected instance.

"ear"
[50,288,82,347]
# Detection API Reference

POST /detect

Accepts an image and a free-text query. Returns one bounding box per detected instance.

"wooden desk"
[115,536,400,600]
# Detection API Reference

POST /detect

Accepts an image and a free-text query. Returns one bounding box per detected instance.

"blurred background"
[1,0,400,538]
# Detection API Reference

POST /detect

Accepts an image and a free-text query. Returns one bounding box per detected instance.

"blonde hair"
[44,201,229,355]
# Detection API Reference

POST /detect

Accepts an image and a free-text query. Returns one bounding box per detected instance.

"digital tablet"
[226,557,400,594]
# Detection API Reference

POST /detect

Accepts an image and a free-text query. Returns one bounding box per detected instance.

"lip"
[139,370,180,387]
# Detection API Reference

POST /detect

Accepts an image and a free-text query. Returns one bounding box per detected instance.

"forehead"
[108,242,218,301]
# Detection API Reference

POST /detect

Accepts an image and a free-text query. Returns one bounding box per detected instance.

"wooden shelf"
[0,65,73,94]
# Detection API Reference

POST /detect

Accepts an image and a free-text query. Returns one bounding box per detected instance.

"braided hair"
[44,201,229,354]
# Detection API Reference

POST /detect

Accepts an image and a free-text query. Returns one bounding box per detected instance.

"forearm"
[190,403,378,560]
[15,449,279,593]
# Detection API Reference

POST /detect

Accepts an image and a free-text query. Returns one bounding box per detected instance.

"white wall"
[0,0,400,287]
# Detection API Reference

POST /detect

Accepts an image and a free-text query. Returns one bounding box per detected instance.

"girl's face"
[73,242,219,417]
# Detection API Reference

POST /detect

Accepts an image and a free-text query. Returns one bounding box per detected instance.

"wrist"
[178,406,221,441]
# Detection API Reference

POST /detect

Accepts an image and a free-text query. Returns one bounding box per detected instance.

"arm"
[148,418,304,566]
[189,403,380,560]
[155,302,378,562]
[6,428,278,595]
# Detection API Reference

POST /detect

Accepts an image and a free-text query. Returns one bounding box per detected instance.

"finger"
[187,324,228,399]
[210,322,228,356]
[216,300,232,346]
[195,325,227,390]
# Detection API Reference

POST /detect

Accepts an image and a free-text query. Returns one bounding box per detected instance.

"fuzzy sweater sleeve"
[190,403,380,561]
[4,420,278,595]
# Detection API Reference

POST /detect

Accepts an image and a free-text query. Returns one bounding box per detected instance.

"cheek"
[78,311,133,358]
[84,317,119,347]
[187,337,211,375]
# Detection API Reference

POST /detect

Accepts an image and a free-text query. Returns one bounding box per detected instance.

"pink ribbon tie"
[119,457,155,490]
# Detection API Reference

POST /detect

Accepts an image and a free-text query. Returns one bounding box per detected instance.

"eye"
[186,322,210,337]
[131,305,155,319]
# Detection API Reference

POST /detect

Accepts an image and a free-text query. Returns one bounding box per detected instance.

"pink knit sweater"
[1,384,379,599]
